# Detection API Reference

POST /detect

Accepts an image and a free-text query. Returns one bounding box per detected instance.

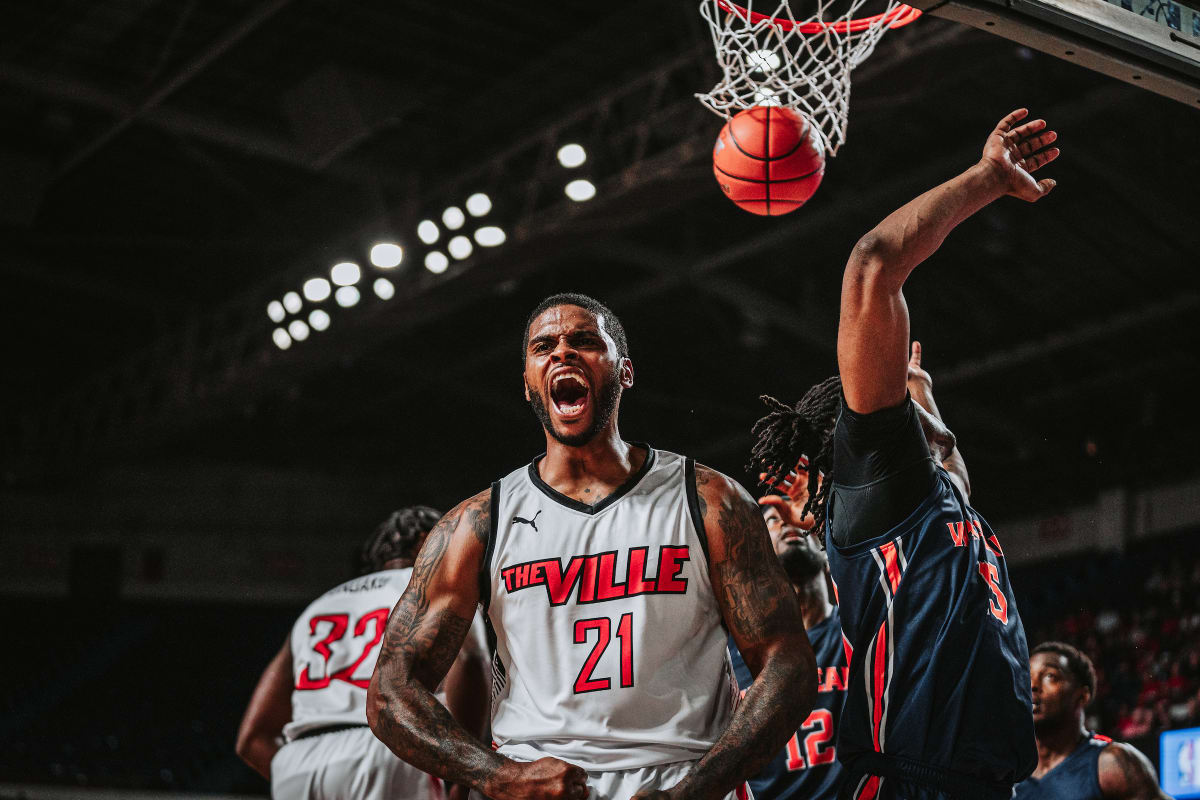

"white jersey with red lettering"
[484,445,738,771]
[283,567,412,741]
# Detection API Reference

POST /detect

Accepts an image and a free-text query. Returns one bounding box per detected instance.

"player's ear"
[523,379,530,402]
[1076,685,1092,713]
[620,357,634,389]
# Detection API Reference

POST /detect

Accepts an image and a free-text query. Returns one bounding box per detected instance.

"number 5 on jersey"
[573,613,634,693]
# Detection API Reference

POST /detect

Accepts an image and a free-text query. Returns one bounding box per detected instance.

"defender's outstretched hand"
[981,108,1060,202]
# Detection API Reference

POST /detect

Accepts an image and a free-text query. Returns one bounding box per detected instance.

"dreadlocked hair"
[749,375,842,543]
[358,505,442,575]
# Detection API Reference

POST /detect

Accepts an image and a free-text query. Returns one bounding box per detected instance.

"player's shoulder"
[692,461,755,506]
[1097,740,1163,797]
[440,487,493,545]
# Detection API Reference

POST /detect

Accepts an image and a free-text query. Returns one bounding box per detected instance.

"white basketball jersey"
[284,568,411,741]
[485,446,737,770]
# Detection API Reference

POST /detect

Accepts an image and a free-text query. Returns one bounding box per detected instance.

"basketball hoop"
[696,0,921,156]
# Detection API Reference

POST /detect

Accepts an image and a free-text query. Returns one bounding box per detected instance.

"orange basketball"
[712,106,825,216]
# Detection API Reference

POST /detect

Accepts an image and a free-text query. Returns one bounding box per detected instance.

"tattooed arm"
[1098,743,1170,800]
[639,466,816,800]
[367,489,589,800]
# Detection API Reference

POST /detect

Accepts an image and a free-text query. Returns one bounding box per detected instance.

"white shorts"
[475,759,752,800]
[272,725,444,800]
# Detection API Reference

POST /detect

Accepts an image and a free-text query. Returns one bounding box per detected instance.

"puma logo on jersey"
[512,509,542,532]
[500,545,691,606]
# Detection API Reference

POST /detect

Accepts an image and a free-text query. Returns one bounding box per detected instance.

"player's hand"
[979,108,1059,202]
[906,341,932,396]
[488,757,590,800]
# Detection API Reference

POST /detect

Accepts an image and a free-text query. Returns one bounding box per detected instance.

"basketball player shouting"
[368,293,817,800]
[1014,642,1167,799]
[237,507,488,800]
[751,109,1061,799]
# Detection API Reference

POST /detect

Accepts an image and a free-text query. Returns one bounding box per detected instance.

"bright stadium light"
[448,235,473,260]
[302,277,331,302]
[308,309,331,331]
[474,226,506,247]
[288,319,310,342]
[335,286,360,307]
[442,206,465,230]
[752,87,782,106]
[272,328,292,350]
[267,300,285,322]
[425,251,449,274]
[373,277,395,300]
[748,49,782,73]
[369,243,403,269]
[282,291,302,314]
[465,193,492,217]
[565,179,596,202]
[330,261,361,285]
[557,143,587,168]
[417,219,439,244]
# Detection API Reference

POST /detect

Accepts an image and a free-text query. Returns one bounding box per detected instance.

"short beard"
[778,542,827,584]
[527,372,621,447]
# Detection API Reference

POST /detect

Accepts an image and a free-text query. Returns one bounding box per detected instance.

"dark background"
[1,0,1198,795]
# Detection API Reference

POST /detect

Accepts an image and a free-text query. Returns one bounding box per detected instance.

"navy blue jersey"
[824,469,1036,795]
[729,606,848,800]
[1012,733,1113,800]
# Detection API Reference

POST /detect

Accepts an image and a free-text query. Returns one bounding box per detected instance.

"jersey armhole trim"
[479,482,500,615]
[684,457,711,563]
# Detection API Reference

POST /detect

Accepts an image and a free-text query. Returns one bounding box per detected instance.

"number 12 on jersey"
[573,612,634,693]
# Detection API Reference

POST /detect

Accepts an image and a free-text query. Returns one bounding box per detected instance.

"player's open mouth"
[550,370,590,420]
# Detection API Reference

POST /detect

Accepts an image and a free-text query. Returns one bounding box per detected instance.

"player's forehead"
[527,304,612,343]
[1031,651,1071,675]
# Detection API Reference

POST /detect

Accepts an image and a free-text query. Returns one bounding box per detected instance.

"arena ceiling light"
[465,192,492,217]
[369,243,403,269]
[303,277,331,302]
[331,261,362,285]
[557,143,587,168]
[425,251,449,274]
[335,285,361,307]
[309,309,331,331]
[748,49,782,73]
[565,179,596,202]
[282,291,302,314]
[288,319,310,342]
[417,220,439,244]
[448,235,473,260]
[442,206,465,230]
[267,300,285,323]
[272,328,292,350]
[373,277,396,300]
[474,226,506,247]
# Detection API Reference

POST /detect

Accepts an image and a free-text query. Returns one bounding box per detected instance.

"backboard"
[909,0,1200,105]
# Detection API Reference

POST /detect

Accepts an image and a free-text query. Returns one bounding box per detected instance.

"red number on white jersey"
[573,612,635,693]
[295,608,390,691]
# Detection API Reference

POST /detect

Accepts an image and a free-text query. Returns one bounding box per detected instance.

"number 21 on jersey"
[573,612,634,693]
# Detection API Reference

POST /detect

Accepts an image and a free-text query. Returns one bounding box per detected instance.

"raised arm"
[367,490,587,800]
[906,341,971,498]
[1098,742,1170,800]
[839,109,1059,415]
[644,466,815,800]
[235,637,293,779]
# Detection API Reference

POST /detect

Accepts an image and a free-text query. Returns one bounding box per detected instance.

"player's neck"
[1036,716,1089,769]
[538,426,644,495]
[794,575,833,629]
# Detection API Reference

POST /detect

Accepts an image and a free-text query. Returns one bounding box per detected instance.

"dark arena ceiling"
[2,0,1199,522]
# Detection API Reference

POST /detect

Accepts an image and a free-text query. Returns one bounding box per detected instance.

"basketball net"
[696,0,920,156]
